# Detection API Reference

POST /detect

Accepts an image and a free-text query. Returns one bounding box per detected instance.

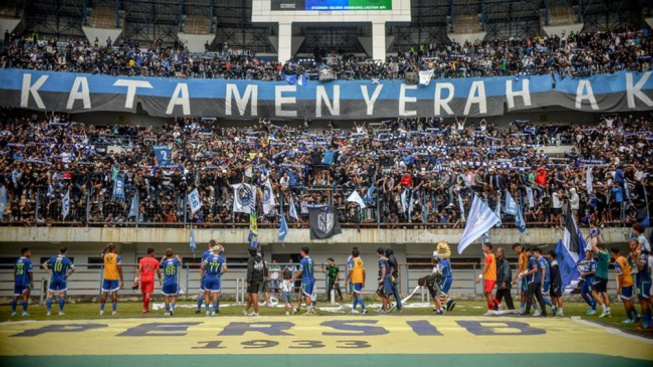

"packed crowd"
[2,27,651,80]
[0,107,651,228]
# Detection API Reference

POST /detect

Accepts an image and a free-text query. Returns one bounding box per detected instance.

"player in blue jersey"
[538,252,554,313]
[630,239,653,329]
[42,247,75,316]
[12,248,33,317]
[580,249,598,314]
[291,247,315,315]
[200,245,227,317]
[195,240,216,314]
[434,251,456,311]
[160,248,182,316]
[376,247,393,313]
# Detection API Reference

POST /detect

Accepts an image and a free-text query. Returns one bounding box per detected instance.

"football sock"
[46,298,53,312]
[112,302,117,312]
[197,295,204,310]
[22,301,28,312]
[11,300,17,312]
[59,298,65,312]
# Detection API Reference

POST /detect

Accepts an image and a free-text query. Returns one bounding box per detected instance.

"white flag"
[62,189,70,220]
[188,188,202,214]
[457,196,502,254]
[586,166,593,194]
[263,179,276,215]
[347,190,366,209]
[419,70,434,86]
[232,183,256,214]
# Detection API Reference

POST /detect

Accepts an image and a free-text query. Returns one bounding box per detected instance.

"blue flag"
[279,216,289,242]
[458,195,502,254]
[113,176,125,199]
[554,239,580,290]
[153,145,172,166]
[282,73,297,85]
[189,225,197,254]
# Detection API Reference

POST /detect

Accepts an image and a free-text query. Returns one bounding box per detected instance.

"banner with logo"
[2,69,651,119]
[153,145,172,166]
[309,205,342,240]
[233,183,256,214]
[112,176,125,199]
[188,188,202,214]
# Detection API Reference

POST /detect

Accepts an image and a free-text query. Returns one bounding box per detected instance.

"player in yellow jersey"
[346,248,366,314]
[610,247,640,324]
[100,243,124,316]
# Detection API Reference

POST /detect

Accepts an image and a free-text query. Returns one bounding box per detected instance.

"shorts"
[247,280,262,294]
[620,286,633,300]
[301,282,315,297]
[439,277,452,295]
[552,208,562,215]
[484,280,496,294]
[14,284,30,296]
[162,283,179,296]
[102,279,120,293]
[593,277,608,293]
[199,277,207,292]
[549,283,562,298]
[520,278,528,293]
[377,279,393,297]
[141,279,154,294]
[542,282,550,293]
[636,280,651,300]
[49,279,67,292]
[204,278,221,293]
[282,292,292,302]
[353,283,363,294]
[261,281,269,293]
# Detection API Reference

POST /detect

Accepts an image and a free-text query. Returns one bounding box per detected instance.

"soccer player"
[547,251,564,316]
[42,247,75,316]
[291,247,316,315]
[476,243,499,315]
[630,239,652,329]
[512,243,529,313]
[518,247,548,317]
[100,243,124,316]
[12,248,33,317]
[590,241,611,318]
[201,245,227,317]
[196,240,216,314]
[386,247,402,312]
[322,258,343,302]
[376,247,392,313]
[537,248,554,313]
[580,249,598,314]
[160,248,182,316]
[135,248,161,313]
[346,247,366,314]
[611,246,638,323]
[435,251,455,312]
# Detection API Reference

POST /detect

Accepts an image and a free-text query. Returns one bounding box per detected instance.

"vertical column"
[277,22,292,63]
[371,21,386,61]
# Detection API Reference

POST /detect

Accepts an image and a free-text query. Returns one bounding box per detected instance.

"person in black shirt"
[547,251,564,316]
[495,247,515,311]
[244,248,265,317]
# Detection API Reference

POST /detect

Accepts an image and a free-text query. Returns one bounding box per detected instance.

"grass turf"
[1,300,651,336]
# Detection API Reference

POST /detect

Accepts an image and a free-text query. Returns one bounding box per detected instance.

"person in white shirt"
[550,191,563,228]
[633,223,651,253]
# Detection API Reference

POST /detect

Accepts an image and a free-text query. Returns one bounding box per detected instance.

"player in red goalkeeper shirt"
[135,248,161,313]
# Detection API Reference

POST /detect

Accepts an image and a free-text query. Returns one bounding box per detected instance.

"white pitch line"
[570,317,653,344]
